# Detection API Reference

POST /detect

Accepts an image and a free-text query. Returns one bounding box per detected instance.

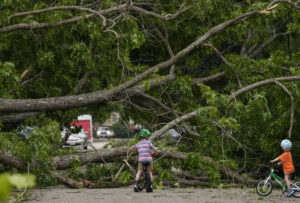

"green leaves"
[0,0,300,187]
[70,42,92,66]
[0,61,19,97]
[0,61,16,77]
[0,173,35,201]
[37,51,55,70]
[218,117,239,131]
[247,94,272,122]
[130,32,146,49]
[118,171,134,184]
[184,153,220,184]
[172,76,193,97]
[142,80,150,90]
[0,173,11,201]
[158,169,174,181]
[197,106,218,119]
[198,83,230,107]
[199,83,217,104]
[8,174,36,189]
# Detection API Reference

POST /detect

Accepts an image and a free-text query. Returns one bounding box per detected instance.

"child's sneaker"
[148,183,153,192]
[134,185,139,192]
[286,189,294,197]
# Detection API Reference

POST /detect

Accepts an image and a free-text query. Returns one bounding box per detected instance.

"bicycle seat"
[142,162,150,166]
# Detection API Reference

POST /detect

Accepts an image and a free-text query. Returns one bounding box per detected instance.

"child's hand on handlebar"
[269,160,281,166]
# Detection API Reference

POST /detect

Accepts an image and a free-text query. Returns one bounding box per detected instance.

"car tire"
[83,138,88,150]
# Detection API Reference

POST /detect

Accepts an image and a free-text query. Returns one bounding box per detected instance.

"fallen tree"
[0,146,255,186]
[1,0,300,191]
[0,4,280,113]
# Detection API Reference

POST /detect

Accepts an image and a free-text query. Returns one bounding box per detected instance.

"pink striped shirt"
[134,139,155,162]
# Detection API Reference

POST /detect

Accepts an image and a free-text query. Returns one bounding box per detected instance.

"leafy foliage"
[184,153,220,184]
[0,173,35,201]
[118,171,134,184]
[1,0,300,188]
[111,121,131,138]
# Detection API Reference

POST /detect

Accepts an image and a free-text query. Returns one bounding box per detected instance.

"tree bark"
[0,147,255,185]
[230,76,300,100]
[49,170,83,188]
[0,112,41,124]
[1,2,192,34]
[87,180,134,189]
[1,10,264,113]
[193,72,225,84]
[0,73,227,123]
[150,111,198,141]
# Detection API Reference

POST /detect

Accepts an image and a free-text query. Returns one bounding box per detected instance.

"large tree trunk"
[0,147,255,186]
[49,170,83,188]
[0,112,41,124]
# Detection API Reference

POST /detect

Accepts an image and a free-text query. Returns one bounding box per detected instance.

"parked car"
[95,126,114,138]
[16,126,37,139]
[162,128,181,140]
[61,127,88,149]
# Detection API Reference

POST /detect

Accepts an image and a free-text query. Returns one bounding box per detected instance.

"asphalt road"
[89,141,109,150]
[27,187,300,203]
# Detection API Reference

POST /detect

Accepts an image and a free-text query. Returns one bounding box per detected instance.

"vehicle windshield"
[98,127,109,131]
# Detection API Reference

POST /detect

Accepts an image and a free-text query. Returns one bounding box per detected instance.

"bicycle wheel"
[138,172,146,191]
[144,171,152,193]
[291,180,300,198]
[256,180,273,196]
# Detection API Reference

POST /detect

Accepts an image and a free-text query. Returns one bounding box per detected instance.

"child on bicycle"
[270,139,295,197]
[130,128,157,192]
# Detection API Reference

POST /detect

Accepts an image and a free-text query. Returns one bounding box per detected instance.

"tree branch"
[138,92,200,137]
[248,32,290,58]
[131,1,192,21]
[0,9,268,113]
[202,43,242,87]
[230,76,300,100]
[9,5,108,26]
[49,170,83,188]
[150,110,198,141]
[193,72,225,84]
[0,112,42,124]
[0,147,255,185]
[254,71,295,138]
[8,71,44,94]
[268,0,300,10]
[271,80,294,138]
[75,72,90,94]
[1,1,191,34]
[1,72,223,124]
[0,4,126,34]
[155,24,175,75]
[240,29,252,56]
[165,92,201,137]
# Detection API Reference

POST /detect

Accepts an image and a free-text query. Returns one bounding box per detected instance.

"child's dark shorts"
[138,162,153,172]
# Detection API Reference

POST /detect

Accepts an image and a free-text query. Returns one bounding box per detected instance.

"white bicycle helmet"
[281,139,292,150]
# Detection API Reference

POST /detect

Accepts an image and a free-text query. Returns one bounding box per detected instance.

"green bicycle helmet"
[139,129,151,138]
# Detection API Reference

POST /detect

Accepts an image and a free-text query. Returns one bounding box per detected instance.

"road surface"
[27,187,299,203]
